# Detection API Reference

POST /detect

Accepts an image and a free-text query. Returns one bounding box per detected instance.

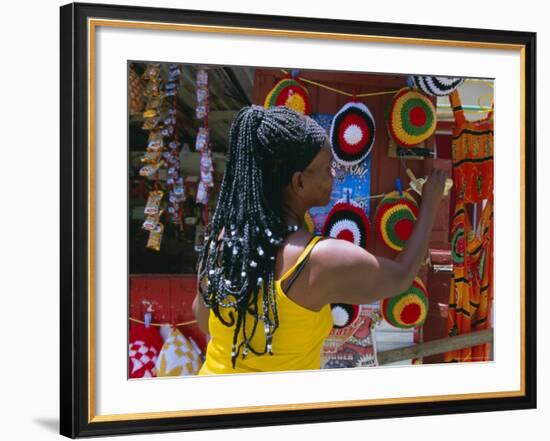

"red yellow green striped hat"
[375,190,419,251]
[381,276,429,329]
[263,77,311,115]
[387,87,436,148]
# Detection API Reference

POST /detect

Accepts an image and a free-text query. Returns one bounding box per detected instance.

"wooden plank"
[377,329,493,365]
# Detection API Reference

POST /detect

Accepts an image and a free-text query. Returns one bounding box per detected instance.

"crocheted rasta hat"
[381,276,429,329]
[264,77,311,115]
[329,102,375,167]
[408,75,464,97]
[322,199,371,250]
[386,87,436,148]
[375,190,419,251]
[331,303,360,328]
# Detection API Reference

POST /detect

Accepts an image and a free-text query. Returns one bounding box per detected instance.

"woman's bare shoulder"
[313,236,373,266]
[308,237,382,306]
[275,231,315,276]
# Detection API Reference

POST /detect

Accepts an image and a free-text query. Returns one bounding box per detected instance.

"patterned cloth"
[128,323,164,378]
[156,328,203,376]
[444,90,494,362]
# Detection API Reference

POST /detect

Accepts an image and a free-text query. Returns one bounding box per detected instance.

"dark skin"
[193,138,447,334]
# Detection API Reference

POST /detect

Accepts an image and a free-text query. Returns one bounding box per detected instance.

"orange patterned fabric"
[444,90,494,363]
[448,89,493,203]
[445,200,494,362]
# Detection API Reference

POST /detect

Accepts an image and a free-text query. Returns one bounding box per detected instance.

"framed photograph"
[60,2,537,438]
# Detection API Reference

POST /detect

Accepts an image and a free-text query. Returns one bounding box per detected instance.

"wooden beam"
[377,329,493,365]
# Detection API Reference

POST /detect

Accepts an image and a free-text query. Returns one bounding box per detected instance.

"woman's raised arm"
[311,168,447,306]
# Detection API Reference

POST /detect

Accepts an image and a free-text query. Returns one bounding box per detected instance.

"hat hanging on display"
[330,303,360,328]
[322,199,371,250]
[387,87,436,148]
[330,102,376,167]
[375,190,419,251]
[408,75,464,97]
[381,276,429,329]
[264,77,311,115]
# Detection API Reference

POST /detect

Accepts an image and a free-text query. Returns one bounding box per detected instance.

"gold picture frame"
[60,2,536,437]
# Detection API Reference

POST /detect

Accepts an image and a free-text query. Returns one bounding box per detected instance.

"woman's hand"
[311,168,450,307]
[421,168,447,213]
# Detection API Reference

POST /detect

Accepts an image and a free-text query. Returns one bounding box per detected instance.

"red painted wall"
[129,274,207,351]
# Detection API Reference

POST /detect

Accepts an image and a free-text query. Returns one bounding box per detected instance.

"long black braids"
[196,105,328,368]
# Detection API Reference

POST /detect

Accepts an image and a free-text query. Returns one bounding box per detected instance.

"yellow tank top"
[198,235,333,375]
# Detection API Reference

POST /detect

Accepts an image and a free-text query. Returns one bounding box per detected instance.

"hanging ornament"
[200,150,214,185]
[322,199,370,249]
[129,66,144,115]
[195,127,209,152]
[195,69,209,120]
[196,67,212,206]
[146,222,164,252]
[196,68,208,88]
[263,77,311,115]
[173,177,186,202]
[330,303,360,328]
[196,180,209,205]
[381,277,429,329]
[144,190,163,215]
[408,76,464,97]
[375,190,419,251]
[329,102,375,167]
[196,87,209,107]
[387,87,436,148]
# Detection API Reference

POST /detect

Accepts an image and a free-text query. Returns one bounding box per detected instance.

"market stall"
[127,62,494,377]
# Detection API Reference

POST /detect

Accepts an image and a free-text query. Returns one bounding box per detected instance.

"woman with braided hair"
[193,105,447,374]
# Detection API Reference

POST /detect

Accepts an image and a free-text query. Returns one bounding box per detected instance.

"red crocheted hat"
[330,303,360,328]
[329,102,375,167]
[386,87,436,148]
[374,190,419,251]
[381,277,429,329]
[264,77,311,115]
[322,199,371,250]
